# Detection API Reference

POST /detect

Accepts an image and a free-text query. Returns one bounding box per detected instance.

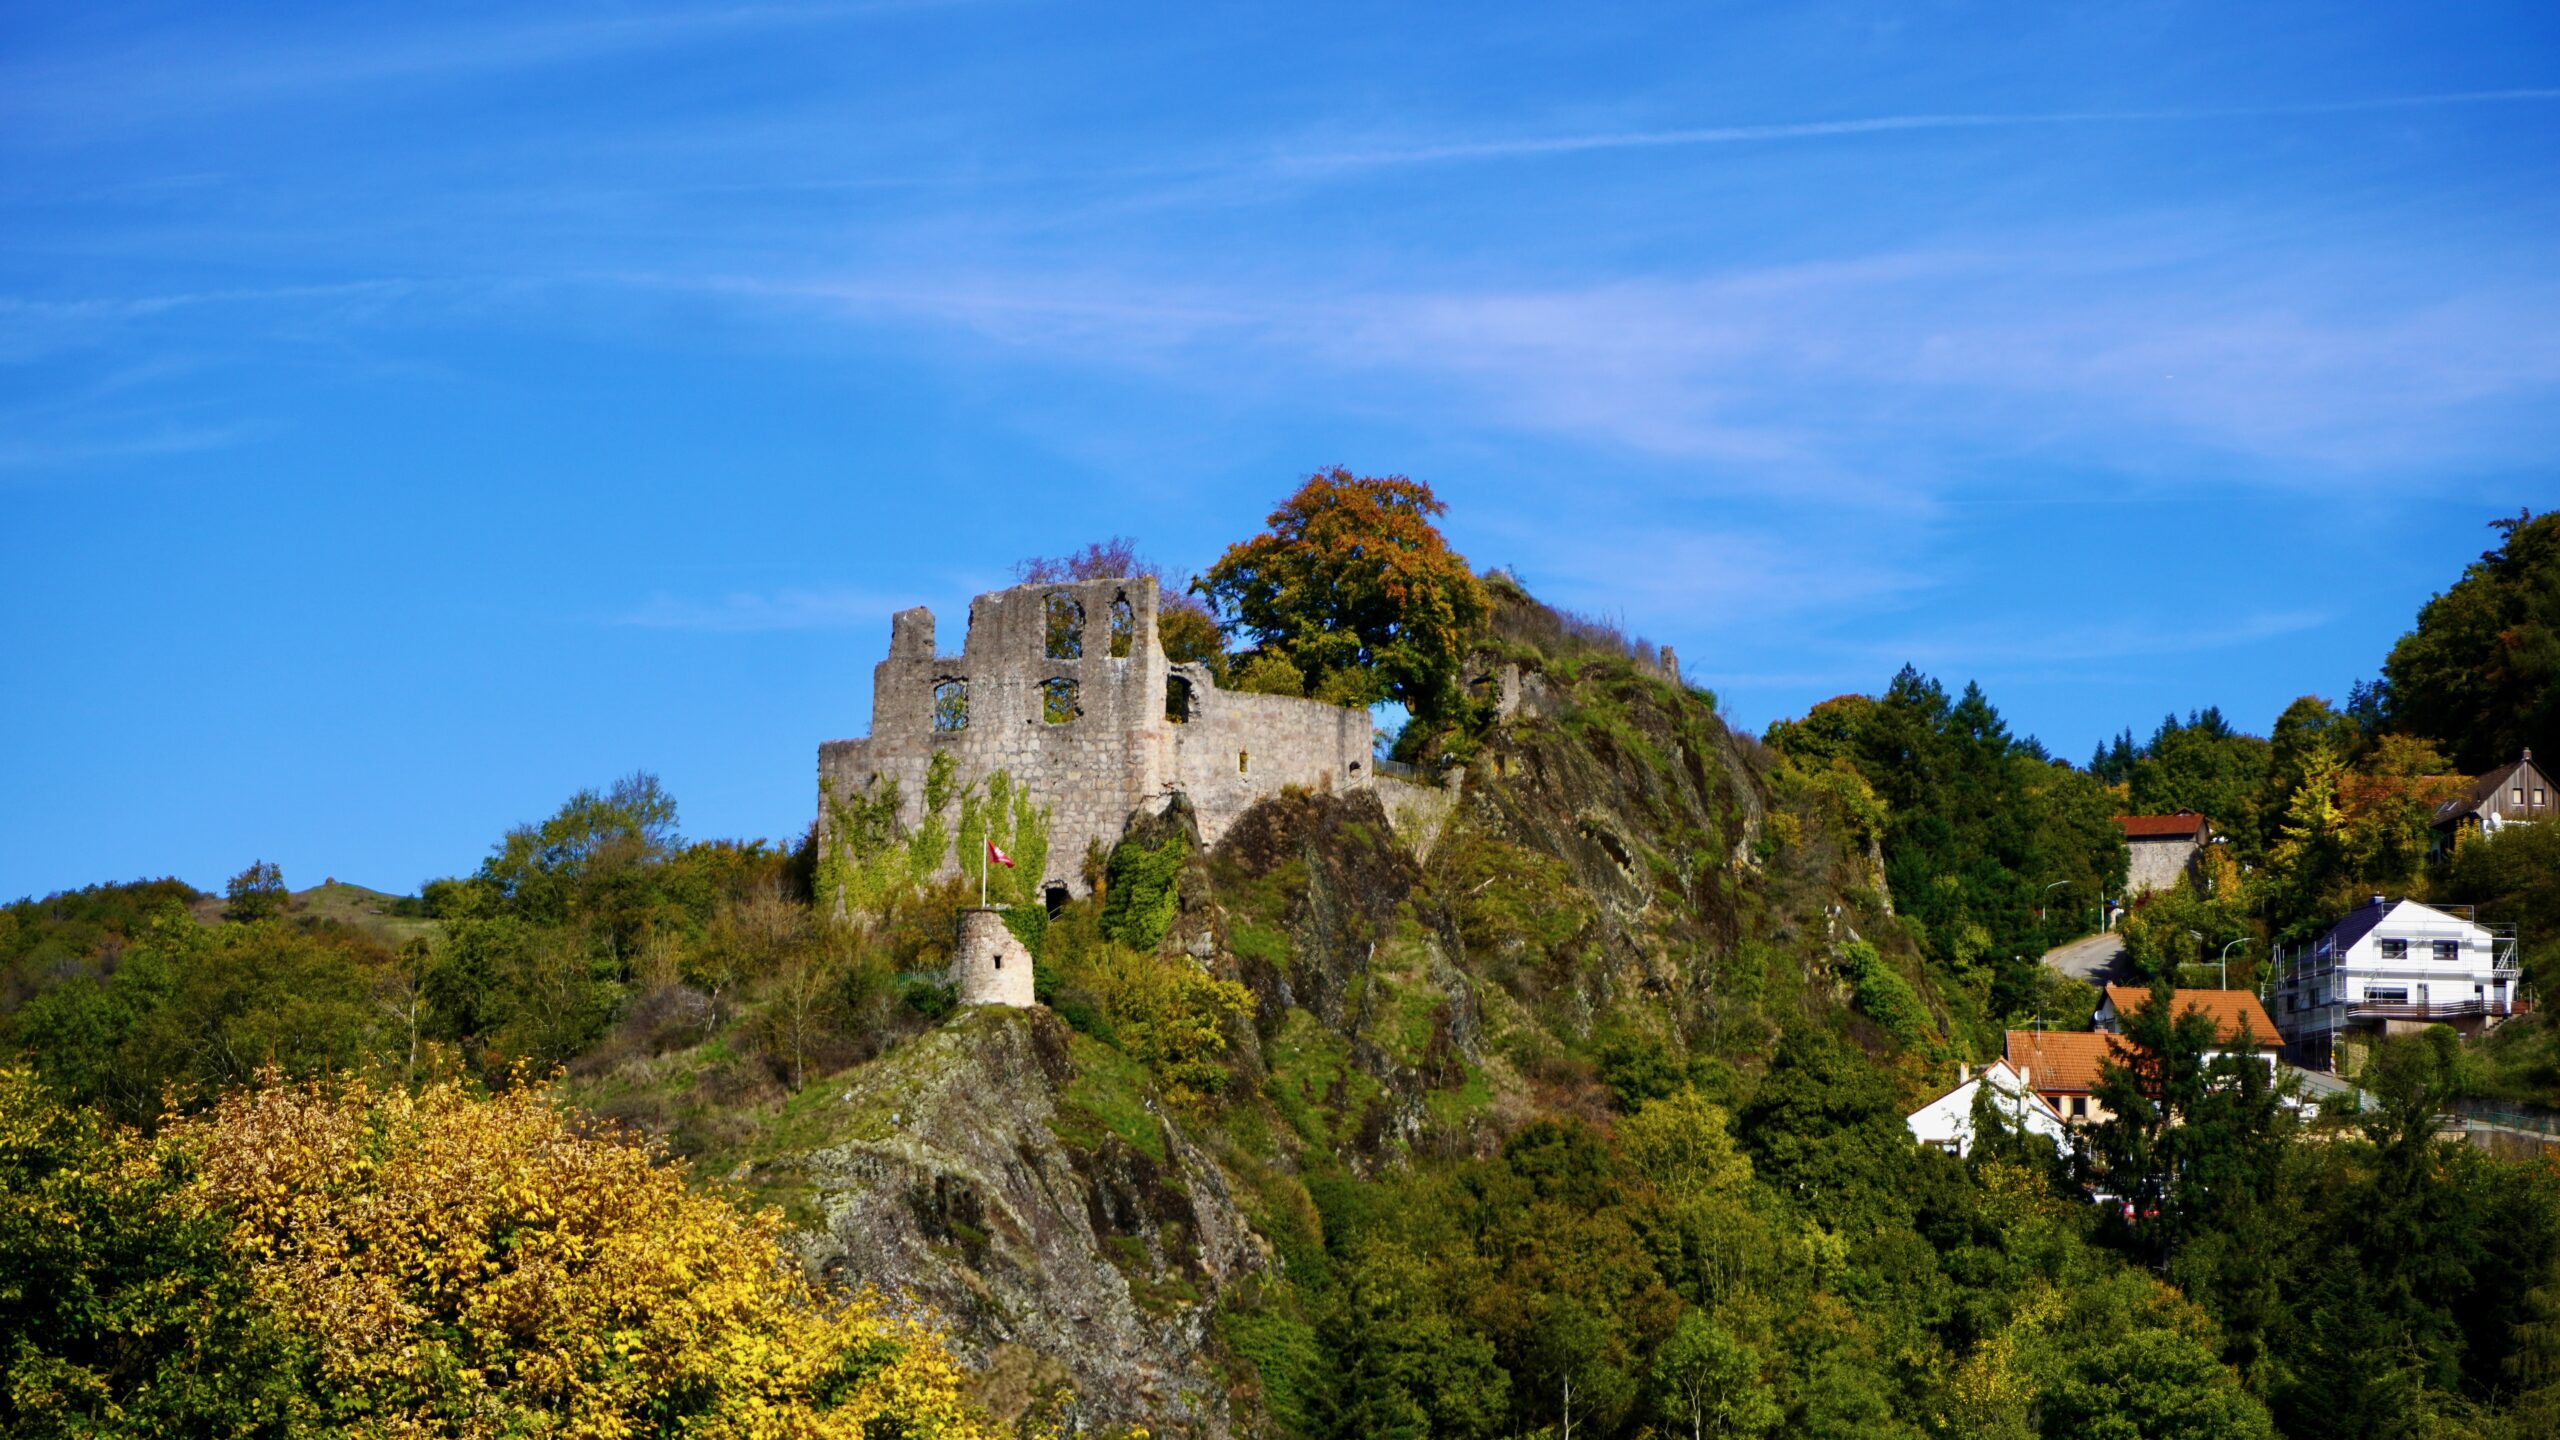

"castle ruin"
[818,575,1387,909]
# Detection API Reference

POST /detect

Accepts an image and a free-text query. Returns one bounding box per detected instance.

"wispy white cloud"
[1,3,989,135]
[0,423,262,472]
[1871,608,2334,669]
[0,281,420,363]
[1276,89,2560,173]
[700,225,2560,486]
[610,586,903,633]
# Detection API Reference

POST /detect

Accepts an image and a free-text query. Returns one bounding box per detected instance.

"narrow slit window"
[1044,594,1085,660]
[931,679,970,732]
[1238,750,1249,774]
[1109,592,1134,658]
[1041,677,1081,724]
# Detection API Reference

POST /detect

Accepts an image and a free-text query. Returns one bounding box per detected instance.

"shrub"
[1843,940,1933,1050]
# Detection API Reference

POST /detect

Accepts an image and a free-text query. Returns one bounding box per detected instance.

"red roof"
[2002,1031,2132,1095]
[2101,987,2281,1048]
[2116,812,2210,840]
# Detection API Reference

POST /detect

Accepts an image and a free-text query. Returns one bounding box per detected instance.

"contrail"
[1283,88,2560,172]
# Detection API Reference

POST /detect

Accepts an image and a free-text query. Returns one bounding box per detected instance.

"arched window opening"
[1165,674,1194,724]
[931,679,970,732]
[1042,677,1082,724]
[1044,882,1071,917]
[1109,592,1135,658]
[1044,594,1084,660]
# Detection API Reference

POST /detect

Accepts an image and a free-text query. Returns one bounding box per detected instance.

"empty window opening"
[931,679,970,733]
[1109,592,1135,658]
[1042,677,1082,724]
[1045,594,1084,660]
[1044,882,1071,917]
[1238,750,1249,774]
[1165,674,1194,724]
[993,950,1002,969]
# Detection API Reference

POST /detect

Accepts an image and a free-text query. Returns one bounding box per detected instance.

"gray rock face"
[794,1008,1264,1437]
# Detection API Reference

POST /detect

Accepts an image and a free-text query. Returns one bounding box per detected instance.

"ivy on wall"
[817,750,966,920]
[956,769,1051,907]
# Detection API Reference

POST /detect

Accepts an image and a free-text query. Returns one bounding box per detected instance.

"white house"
[2271,896,2526,1068]
[1907,1059,2069,1157]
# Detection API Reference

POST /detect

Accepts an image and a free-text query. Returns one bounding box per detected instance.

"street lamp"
[2039,879,2071,924]
[2218,937,2249,991]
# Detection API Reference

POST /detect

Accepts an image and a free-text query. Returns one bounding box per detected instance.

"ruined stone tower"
[818,575,1382,902]
[951,907,1035,1007]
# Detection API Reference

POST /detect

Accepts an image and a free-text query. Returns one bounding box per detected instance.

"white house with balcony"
[2270,896,2526,1069]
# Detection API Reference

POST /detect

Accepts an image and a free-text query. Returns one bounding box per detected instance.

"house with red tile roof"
[2001,1030,2135,1126]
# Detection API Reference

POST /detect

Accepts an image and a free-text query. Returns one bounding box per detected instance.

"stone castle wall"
[819,575,1378,899]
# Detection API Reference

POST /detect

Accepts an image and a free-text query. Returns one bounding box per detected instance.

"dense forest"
[4,489,2557,1439]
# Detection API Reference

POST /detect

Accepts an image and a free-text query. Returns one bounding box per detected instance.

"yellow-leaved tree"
[163,1073,998,1440]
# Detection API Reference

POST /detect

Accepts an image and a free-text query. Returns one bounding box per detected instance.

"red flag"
[987,839,1015,869]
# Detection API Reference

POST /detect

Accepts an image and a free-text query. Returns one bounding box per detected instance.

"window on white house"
[2380,939,2409,959]
[2070,1097,2088,1118]
[2368,986,2410,1003]
[2434,940,2460,962]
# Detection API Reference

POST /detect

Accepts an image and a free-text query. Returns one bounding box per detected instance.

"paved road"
[2042,930,2129,987]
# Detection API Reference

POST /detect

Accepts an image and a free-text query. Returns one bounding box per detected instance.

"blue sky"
[4,2,2556,898]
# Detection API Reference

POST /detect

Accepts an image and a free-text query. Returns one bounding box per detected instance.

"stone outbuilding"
[2115,811,2211,898]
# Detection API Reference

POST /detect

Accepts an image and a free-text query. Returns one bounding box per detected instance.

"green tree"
[1654,1310,1778,1440]
[222,859,287,921]
[1766,671,2125,1019]
[0,1066,314,1438]
[1196,468,1489,723]
[1737,1027,1919,1226]
[2384,509,2560,772]
[1328,1240,1509,1440]
[2084,984,2296,1303]
[2123,708,2274,848]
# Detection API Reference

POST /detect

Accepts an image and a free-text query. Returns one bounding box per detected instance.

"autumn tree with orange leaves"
[1195,468,1488,723]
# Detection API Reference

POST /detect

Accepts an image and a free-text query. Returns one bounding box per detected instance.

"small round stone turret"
[952,907,1035,1008]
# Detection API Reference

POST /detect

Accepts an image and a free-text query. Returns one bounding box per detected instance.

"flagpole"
[980,839,987,908]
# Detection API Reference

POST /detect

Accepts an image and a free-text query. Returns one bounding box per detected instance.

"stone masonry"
[951,907,1035,1006]
[819,576,1380,900]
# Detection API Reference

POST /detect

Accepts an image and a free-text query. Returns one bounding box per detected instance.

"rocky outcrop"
[793,1007,1264,1437]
